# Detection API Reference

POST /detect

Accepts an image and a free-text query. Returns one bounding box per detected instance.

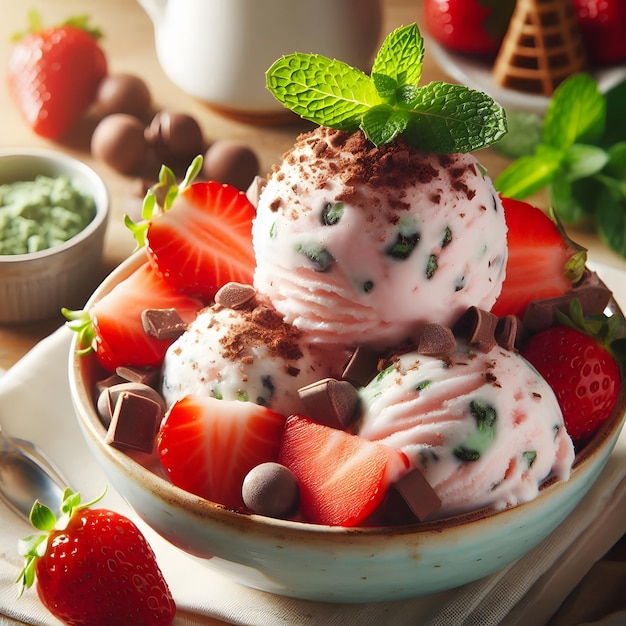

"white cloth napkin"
[1,263,625,626]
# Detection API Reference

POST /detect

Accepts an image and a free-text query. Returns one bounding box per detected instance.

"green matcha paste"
[0,175,96,255]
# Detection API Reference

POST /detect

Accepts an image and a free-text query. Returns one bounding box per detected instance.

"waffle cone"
[493,0,587,96]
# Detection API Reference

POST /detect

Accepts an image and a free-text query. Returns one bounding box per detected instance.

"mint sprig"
[266,23,507,153]
[494,74,626,259]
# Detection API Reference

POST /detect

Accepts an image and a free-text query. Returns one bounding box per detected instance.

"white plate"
[428,39,626,116]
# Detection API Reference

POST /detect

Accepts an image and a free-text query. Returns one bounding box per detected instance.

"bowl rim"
[0,148,109,262]
[69,249,626,539]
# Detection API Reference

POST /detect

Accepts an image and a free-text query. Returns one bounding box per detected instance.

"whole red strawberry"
[572,0,626,65]
[18,490,176,626]
[8,11,107,139]
[521,310,622,446]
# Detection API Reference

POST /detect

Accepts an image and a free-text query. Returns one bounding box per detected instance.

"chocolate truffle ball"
[202,139,260,190]
[242,462,300,518]
[93,73,152,120]
[145,111,204,168]
[91,113,148,174]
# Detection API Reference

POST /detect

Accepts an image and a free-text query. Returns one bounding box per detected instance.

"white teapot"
[137,0,383,122]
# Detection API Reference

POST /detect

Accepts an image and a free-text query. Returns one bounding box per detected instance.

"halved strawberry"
[491,197,586,319]
[279,415,410,527]
[157,396,287,511]
[64,261,203,371]
[127,159,256,300]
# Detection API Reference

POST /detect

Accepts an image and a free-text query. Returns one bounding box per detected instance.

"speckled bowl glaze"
[69,250,626,603]
[0,150,109,324]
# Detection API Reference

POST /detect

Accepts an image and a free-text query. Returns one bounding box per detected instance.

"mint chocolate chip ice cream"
[252,127,508,349]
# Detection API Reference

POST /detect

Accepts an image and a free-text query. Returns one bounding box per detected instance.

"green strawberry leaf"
[543,73,606,150]
[266,54,380,129]
[265,23,507,153]
[371,23,423,94]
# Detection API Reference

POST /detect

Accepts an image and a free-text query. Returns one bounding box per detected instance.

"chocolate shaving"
[141,308,187,340]
[392,468,442,521]
[215,282,257,309]
[453,306,499,353]
[342,346,383,387]
[115,365,160,388]
[298,378,360,429]
[418,323,456,355]
[105,391,163,454]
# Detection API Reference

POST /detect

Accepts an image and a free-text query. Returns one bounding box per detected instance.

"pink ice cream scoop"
[357,341,575,517]
[252,127,508,349]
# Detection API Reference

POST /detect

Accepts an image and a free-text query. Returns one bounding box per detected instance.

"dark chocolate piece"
[141,308,187,340]
[342,346,382,387]
[95,373,126,396]
[392,468,442,521]
[105,391,163,453]
[115,365,160,388]
[97,382,166,428]
[241,462,300,518]
[523,280,612,332]
[418,323,456,355]
[214,282,256,309]
[298,378,360,429]
[495,315,521,351]
[454,306,498,353]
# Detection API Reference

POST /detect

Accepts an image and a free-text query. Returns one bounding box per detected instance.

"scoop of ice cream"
[356,341,575,517]
[161,287,345,416]
[252,127,508,349]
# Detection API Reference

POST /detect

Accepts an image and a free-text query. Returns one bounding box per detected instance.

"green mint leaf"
[372,73,398,101]
[543,73,606,150]
[361,105,410,146]
[495,145,563,198]
[266,54,380,129]
[596,184,626,257]
[563,144,610,181]
[493,111,543,159]
[402,81,507,153]
[371,23,424,93]
[603,79,626,146]
[549,175,588,223]
[606,141,626,178]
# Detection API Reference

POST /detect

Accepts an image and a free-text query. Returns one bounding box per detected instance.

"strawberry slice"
[64,261,203,371]
[491,197,586,319]
[279,415,410,527]
[146,180,256,299]
[157,396,287,511]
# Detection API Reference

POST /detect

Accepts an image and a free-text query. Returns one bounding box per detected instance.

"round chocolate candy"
[145,111,204,167]
[91,113,148,174]
[202,139,259,190]
[242,462,299,518]
[93,73,152,120]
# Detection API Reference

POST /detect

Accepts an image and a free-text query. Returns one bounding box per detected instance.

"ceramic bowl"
[0,149,109,324]
[69,250,626,603]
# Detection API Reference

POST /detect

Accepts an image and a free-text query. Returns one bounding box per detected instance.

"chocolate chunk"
[342,346,382,387]
[454,306,499,352]
[141,308,187,340]
[115,365,160,388]
[298,378,360,429]
[95,373,126,396]
[214,282,257,309]
[97,382,166,428]
[495,315,521,351]
[241,462,299,518]
[418,323,456,355]
[523,279,613,332]
[392,468,442,521]
[105,391,163,453]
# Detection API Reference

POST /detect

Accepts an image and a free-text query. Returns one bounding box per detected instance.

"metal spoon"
[0,424,69,522]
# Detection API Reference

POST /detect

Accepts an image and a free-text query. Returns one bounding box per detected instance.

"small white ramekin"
[0,149,109,324]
